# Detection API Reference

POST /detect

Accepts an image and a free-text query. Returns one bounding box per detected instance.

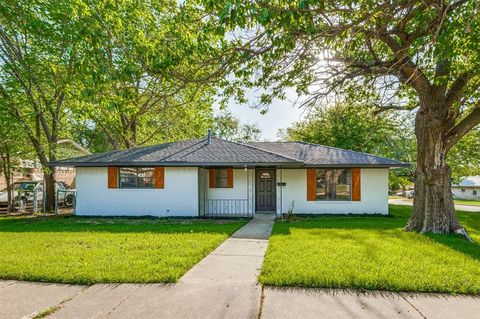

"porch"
[198,168,280,217]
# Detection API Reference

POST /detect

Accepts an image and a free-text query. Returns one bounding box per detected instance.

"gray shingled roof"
[248,141,408,167]
[50,138,408,168]
[50,138,302,167]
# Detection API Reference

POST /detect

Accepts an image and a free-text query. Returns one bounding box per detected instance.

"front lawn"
[260,205,480,294]
[0,216,247,284]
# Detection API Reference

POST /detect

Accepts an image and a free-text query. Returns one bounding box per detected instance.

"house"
[452,176,480,200]
[49,133,408,217]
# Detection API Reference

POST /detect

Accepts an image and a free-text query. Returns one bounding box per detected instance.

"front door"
[256,169,276,212]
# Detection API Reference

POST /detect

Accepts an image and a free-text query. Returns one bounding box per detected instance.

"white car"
[15,181,76,209]
[405,190,415,199]
[0,184,20,211]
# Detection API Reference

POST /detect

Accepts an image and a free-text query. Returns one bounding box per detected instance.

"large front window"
[119,167,155,188]
[316,169,351,200]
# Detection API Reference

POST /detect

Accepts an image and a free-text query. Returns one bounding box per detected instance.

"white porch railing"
[205,199,252,217]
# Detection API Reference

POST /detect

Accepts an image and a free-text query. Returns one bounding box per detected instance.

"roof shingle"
[50,138,408,168]
[248,141,407,167]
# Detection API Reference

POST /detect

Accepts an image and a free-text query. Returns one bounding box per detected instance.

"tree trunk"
[5,152,12,212]
[44,170,56,213]
[0,150,13,212]
[405,94,463,234]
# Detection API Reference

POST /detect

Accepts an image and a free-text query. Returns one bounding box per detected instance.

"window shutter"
[154,167,165,189]
[306,168,317,201]
[209,168,216,188]
[107,167,118,189]
[227,168,233,188]
[352,168,361,201]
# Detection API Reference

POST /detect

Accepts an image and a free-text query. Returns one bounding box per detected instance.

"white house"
[50,134,408,217]
[452,176,480,200]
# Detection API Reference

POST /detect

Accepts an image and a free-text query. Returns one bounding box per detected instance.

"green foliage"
[388,173,412,194]
[213,111,261,142]
[0,0,87,165]
[260,205,480,294]
[64,0,226,150]
[284,102,395,154]
[0,216,247,284]
[448,127,480,182]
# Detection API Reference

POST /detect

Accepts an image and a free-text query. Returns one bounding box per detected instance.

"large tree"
[73,1,222,150]
[282,101,396,154]
[0,97,32,212]
[0,0,227,211]
[0,0,89,211]
[205,0,480,236]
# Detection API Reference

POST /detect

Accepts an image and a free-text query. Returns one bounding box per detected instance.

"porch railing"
[205,199,252,217]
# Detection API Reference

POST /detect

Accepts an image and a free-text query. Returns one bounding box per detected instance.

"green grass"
[260,205,480,294]
[0,216,247,284]
[454,199,480,207]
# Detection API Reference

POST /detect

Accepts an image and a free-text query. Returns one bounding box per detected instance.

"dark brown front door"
[256,169,276,212]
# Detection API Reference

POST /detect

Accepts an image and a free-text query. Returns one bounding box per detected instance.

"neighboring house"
[452,176,480,200]
[50,133,408,217]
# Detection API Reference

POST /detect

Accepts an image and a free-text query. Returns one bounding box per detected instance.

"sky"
[223,88,306,141]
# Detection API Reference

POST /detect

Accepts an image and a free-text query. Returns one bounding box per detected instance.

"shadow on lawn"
[273,205,480,261]
[0,215,248,235]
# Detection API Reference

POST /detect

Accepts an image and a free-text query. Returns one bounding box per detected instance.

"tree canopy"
[204,0,480,235]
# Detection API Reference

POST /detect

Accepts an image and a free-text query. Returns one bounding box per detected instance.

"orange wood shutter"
[227,168,233,188]
[209,168,216,188]
[154,167,165,189]
[352,168,361,201]
[306,168,317,201]
[107,167,118,189]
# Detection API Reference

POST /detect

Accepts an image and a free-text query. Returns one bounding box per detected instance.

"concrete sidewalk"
[2,280,479,319]
[261,287,480,319]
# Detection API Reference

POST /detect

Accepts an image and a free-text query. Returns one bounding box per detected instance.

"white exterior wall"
[203,168,255,216]
[276,168,389,215]
[206,169,249,200]
[75,167,199,216]
[452,187,480,200]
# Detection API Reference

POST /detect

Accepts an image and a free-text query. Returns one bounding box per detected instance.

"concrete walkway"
[389,198,480,212]
[1,213,479,318]
[261,287,480,319]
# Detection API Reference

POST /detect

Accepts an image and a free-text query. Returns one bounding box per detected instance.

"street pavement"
[389,198,480,212]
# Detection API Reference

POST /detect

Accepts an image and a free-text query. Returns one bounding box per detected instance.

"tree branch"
[445,72,475,108]
[445,104,480,150]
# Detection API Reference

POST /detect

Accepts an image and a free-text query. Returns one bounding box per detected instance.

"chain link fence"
[5,186,76,215]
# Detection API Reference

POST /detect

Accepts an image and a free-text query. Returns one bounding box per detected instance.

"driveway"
[1,213,479,319]
[389,198,480,212]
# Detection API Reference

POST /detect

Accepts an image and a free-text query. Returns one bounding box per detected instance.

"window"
[461,188,465,192]
[474,190,478,196]
[119,167,154,188]
[260,172,272,179]
[215,168,229,188]
[315,169,351,200]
